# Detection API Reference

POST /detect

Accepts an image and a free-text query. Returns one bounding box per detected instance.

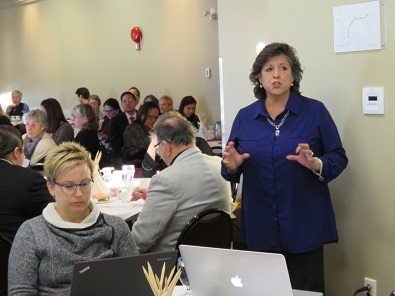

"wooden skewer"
[142,262,182,296]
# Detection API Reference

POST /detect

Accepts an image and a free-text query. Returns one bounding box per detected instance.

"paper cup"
[139,178,151,190]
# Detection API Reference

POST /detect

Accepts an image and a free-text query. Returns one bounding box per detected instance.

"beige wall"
[0,0,220,125]
[219,0,395,295]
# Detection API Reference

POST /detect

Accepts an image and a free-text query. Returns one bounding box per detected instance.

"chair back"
[0,232,12,295]
[176,208,233,252]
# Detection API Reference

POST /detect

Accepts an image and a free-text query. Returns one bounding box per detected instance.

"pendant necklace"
[266,110,290,137]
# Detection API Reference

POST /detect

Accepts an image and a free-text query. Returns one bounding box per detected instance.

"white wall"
[217,0,268,141]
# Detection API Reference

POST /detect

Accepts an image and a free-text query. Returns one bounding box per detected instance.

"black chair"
[176,208,233,253]
[0,232,12,296]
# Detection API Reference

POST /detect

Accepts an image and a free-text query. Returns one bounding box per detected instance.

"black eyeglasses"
[53,179,94,194]
[154,139,171,156]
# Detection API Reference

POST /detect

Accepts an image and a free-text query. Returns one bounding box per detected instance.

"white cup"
[117,185,131,202]
[139,178,151,190]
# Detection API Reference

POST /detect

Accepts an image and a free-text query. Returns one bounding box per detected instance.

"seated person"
[6,90,29,117]
[141,134,212,178]
[8,142,138,295]
[72,104,100,159]
[131,112,232,253]
[41,98,74,145]
[99,98,121,144]
[178,95,200,129]
[158,95,173,114]
[143,94,159,105]
[0,125,53,241]
[98,98,121,167]
[123,102,160,167]
[109,91,138,169]
[23,110,57,166]
[88,94,104,122]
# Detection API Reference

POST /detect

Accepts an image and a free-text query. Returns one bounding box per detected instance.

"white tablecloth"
[96,199,144,220]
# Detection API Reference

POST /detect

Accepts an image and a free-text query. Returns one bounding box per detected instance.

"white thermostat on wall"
[362,87,384,115]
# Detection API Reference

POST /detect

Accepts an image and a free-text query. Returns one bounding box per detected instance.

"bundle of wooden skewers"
[93,150,102,173]
[91,150,111,199]
[143,262,182,296]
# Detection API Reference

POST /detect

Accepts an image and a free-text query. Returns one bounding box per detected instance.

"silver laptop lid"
[179,245,293,296]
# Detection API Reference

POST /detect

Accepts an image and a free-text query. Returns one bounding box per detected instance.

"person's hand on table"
[131,187,147,201]
[223,141,250,174]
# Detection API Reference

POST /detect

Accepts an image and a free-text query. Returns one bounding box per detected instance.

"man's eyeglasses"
[103,109,114,113]
[154,139,171,156]
[122,98,136,104]
[53,179,94,194]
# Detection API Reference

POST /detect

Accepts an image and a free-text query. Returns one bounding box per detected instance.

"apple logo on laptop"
[231,275,243,288]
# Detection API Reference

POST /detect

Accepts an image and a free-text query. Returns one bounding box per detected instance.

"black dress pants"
[282,246,325,294]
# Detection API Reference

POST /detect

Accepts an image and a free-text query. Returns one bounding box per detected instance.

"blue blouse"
[222,92,348,253]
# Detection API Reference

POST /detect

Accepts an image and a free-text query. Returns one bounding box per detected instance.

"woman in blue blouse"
[221,42,348,294]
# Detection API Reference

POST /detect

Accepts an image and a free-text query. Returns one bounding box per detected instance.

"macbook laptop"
[179,245,293,296]
[69,250,178,296]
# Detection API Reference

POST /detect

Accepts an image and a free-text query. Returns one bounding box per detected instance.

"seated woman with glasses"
[123,102,160,168]
[99,98,121,144]
[97,98,121,167]
[8,142,138,296]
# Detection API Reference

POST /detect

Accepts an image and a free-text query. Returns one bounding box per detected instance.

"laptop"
[179,245,294,296]
[69,250,178,296]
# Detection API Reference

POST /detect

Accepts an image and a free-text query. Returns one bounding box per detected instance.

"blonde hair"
[44,142,94,183]
[159,95,173,106]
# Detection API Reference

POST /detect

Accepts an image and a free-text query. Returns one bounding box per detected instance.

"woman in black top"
[71,104,100,159]
[123,102,160,167]
[178,96,200,129]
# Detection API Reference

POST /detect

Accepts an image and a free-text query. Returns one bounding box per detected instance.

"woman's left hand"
[286,143,320,171]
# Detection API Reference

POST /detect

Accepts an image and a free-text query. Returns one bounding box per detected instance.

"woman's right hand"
[222,141,250,174]
[131,187,148,201]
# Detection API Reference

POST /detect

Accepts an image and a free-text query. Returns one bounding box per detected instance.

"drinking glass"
[177,257,192,295]
[122,165,135,184]
[117,184,131,203]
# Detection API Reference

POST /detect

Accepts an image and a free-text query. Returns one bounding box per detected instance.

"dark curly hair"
[249,42,303,99]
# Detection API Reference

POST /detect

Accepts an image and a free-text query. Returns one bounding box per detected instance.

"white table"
[172,286,322,296]
[96,199,144,220]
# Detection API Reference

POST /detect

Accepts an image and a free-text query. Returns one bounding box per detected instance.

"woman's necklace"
[266,110,290,137]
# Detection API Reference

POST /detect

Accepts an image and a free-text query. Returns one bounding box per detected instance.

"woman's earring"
[291,82,294,86]
[259,83,263,88]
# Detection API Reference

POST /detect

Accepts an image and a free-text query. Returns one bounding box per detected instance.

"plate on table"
[92,196,116,204]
